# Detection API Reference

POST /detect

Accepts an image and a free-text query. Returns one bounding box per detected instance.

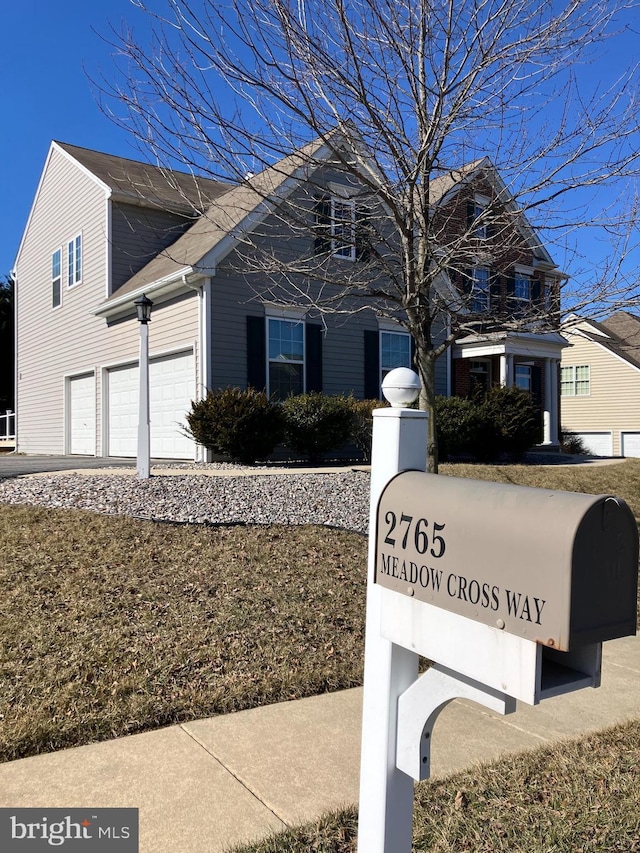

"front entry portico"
[452,330,569,446]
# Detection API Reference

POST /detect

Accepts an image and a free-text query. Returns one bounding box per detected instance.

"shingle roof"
[569,311,640,371]
[56,142,233,214]
[105,135,329,299]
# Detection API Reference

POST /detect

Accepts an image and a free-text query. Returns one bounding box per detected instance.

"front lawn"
[0,459,638,763]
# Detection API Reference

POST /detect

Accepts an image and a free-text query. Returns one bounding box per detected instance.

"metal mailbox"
[375,471,638,652]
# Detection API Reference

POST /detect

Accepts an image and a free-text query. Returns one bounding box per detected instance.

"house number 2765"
[383,512,446,558]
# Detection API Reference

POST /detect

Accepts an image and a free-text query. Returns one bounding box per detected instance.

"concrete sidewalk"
[0,635,638,852]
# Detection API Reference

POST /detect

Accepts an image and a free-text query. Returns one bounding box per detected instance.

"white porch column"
[500,353,513,387]
[543,358,560,445]
[549,358,560,445]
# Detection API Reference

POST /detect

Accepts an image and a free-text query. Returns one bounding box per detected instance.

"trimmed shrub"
[479,385,542,460]
[348,398,389,463]
[282,392,356,463]
[435,395,488,460]
[185,387,285,465]
[561,430,588,455]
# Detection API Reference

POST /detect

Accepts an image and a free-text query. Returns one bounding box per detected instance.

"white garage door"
[621,432,640,457]
[69,373,96,455]
[573,432,613,457]
[107,351,195,459]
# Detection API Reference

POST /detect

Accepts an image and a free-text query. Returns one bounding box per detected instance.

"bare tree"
[100,0,640,468]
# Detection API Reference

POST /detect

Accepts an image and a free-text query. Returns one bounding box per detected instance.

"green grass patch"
[229,719,640,852]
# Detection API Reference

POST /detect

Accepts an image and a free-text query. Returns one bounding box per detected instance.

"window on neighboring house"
[267,317,305,399]
[515,364,532,392]
[471,267,490,313]
[51,248,62,308]
[67,234,82,286]
[381,330,411,385]
[331,197,356,260]
[560,364,590,396]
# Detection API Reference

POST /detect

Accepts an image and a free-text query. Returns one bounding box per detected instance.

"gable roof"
[95,134,334,313]
[55,141,233,214]
[88,132,558,316]
[564,311,640,371]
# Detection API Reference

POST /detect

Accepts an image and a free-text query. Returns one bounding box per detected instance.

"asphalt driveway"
[0,455,139,478]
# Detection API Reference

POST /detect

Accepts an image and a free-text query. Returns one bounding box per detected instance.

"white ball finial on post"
[381,367,422,408]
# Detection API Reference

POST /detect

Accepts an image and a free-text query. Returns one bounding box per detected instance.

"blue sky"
[2,1,639,300]
[1,0,151,277]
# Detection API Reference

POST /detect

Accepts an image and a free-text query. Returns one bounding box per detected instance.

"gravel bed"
[0,470,371,534]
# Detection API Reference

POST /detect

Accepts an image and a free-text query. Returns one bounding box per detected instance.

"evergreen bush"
[282,392,356,463]
[435,395,488,460]
[185,387,285,465]
[479,384,542,460]
[347,398,388,462]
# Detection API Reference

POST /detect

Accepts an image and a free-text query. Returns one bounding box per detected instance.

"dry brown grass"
[0,505,366,762]
[230,719,640,852]
[1,459,638,766]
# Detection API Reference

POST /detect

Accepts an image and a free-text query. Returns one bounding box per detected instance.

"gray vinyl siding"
[110,202,195,294]
[15,145,199,456]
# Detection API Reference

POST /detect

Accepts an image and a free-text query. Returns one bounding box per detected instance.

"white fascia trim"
[454,331,569,360]
[92,267,195,318]
[514,263,534,276]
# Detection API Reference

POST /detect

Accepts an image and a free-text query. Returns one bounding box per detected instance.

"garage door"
[621,432,640,457]
[107,351,195,459]
[573,432,613,457]
[69,373,96,455]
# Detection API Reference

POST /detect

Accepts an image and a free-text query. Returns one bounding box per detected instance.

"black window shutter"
[246,315,266,391]
[467,200,476,229]
[305,323,323,392]
[532,277,541,304]
[314,195,331,255]
[462,268,473,295]
[364,329,380,399]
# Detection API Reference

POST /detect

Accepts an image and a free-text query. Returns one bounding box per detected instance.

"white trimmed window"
[67,234,82,287]
[380,330,411,385]
[515,364,532,392]
[267,317,305,399]
[331,196,356,260]
[561,365,590,396]
[51,248,62,308]
[471,267,490,313]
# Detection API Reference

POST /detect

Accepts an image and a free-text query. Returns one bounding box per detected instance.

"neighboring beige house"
[13,134,566,460]
[561,311,640,457]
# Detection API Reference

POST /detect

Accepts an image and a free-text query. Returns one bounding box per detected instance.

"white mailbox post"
[357,369,639,853]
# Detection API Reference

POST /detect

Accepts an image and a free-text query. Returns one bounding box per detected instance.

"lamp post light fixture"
[134,294,153,479]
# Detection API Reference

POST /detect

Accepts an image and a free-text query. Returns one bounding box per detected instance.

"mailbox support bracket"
[396,662,517,782]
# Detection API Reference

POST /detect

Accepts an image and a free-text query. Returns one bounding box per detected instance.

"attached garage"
[571,431,613,457]
[68,373,96,455]
[620,432,640,458]
[107,350,195,459]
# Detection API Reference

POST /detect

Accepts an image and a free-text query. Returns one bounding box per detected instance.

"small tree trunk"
[415,348,439,474]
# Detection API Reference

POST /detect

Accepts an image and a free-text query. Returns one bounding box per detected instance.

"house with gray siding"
[13,134,566,460]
